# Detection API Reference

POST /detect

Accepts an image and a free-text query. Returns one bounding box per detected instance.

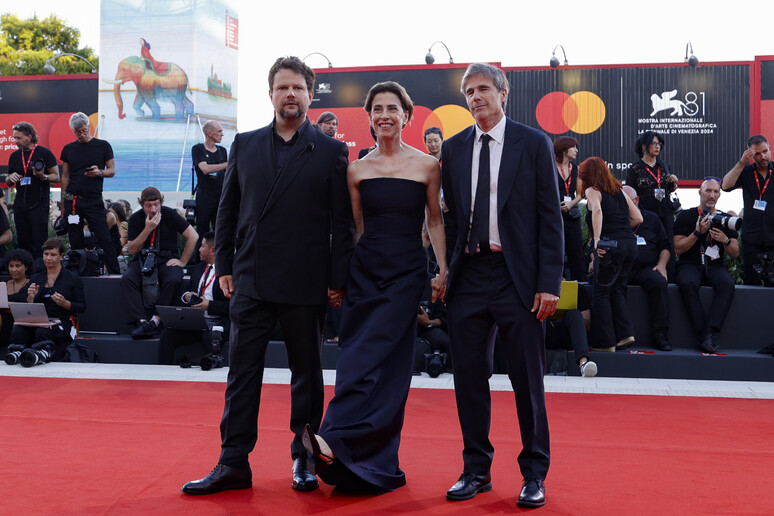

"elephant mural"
[104,56,194,120]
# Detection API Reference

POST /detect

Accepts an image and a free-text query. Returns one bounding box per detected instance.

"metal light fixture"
[43,52,97,74]
[302,52,333,68]
[684,42,699,67]
[549,45,569,68]
[425,41,454,65]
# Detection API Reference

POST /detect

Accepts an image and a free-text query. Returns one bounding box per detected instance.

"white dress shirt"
[469,115,506,252]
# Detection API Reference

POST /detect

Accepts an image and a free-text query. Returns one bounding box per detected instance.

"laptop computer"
[9,302,58,327]
[156,305,209,331]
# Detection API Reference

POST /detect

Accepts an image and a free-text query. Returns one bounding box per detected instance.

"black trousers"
[219,294,325,468]
[120,259,184,323]
[592,239,637,348]
[14,201,49,260]
[158,317,229,365]
[675,263,735,336]
[64,195,120,274]
[562,215,585,281]
[446,253,549,480]
[11,322,72,362]
[628,265,669,339]
[545,308,589,364]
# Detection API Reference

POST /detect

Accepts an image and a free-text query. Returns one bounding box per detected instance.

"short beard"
[278,106,305,121]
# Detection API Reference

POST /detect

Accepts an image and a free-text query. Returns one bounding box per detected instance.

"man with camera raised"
[673,179,739,353]
[158,231,229,365]
[6,122,60,259]
[722,135,774,285]
[121,186,198,339]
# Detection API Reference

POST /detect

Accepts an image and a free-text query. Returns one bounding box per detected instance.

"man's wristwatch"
[723,239,731,246]
[692,230,701,238]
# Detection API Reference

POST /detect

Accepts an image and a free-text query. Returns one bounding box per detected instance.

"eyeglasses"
[649,141,663,147]
[704,176,722,183]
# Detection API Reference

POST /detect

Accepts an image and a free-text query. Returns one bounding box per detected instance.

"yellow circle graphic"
[568,92,605,134]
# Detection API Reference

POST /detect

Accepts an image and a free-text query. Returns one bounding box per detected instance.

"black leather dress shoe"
[699,334,715,354]
[446,472,492,501]
[292,456,319,491]
[653,337,672,352]
[517,478,546,508]
[181,463,252,495]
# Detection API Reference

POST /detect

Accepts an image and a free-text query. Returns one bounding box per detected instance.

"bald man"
[672,179,739,353]
[622,185,672,351]
[192,121,228,236]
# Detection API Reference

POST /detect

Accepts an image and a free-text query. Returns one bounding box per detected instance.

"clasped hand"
[431,269,448,302]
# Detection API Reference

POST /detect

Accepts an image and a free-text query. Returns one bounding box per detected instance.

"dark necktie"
[199,264,211,297]
[469,133,492,254]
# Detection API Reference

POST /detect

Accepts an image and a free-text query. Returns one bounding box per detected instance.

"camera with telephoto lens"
[141,248,157,275]
[20,341,55,367]
[201,325,225,371]
[597,239,618,251]
[424,350,447,378]
[4,344,25,365]
[701,210,743,232]
[754,251,774,287]
[32,159,46,172]
[183,199,196,226]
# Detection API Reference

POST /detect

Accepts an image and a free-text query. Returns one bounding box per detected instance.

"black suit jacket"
[187,262,229,317]
[215,119,354,304]
[442,117,564,310]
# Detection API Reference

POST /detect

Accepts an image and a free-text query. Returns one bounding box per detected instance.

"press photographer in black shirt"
[59,112,120,274]
[673,179,739,353]
[121,187,198,339]
[191,121,227,235]
[6,122,60,259]
[622,185,672,351]
[721,134,774,285]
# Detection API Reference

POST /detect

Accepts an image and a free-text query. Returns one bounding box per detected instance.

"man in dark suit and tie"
[182,56,354,495]
[442,63,564,508]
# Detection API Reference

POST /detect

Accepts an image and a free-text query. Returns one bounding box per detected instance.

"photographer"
[622,186,672,351]
[579,157,642,352]
[59,112,121,274]
[121,187,198,339]
[6,122,59,259]
[721,135,774,285]
[10,238,86,362]
[158,232,229,365]
[674,179,738,353]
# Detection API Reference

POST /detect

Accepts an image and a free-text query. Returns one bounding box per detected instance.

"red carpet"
[1,376,773,515]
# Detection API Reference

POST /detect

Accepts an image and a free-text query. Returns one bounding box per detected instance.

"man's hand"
[192,298,210,311]
[84,165,101,178]
[709,227,729,245]
[653,263,668,281]
[145,211,161,230]
[695,214,711,235]
[560,201,571,213]
[740,147,755,166]
[166,258,185,268]
[6,172,22,185]
[531,292,559,321]
[328,288,346,307]
[418,307,431,326]
[431,269,448,302]
[219,275,234,299]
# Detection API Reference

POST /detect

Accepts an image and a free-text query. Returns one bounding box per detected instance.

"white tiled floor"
[2,363,773,399]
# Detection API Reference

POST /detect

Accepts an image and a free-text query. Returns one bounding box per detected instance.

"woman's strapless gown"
[318,177,428,492]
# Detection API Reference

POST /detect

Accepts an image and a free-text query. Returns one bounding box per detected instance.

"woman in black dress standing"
[303,81,447,494]
[580,157,642,352]
[554,136,585,281]
[626,131,678,277]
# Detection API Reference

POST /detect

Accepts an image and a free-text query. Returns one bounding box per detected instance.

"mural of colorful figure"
[103,38,194,120]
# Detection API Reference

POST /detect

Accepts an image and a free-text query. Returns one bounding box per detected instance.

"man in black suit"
[442,63,564,508]
[158,231,230,365]
[182,56,354,495]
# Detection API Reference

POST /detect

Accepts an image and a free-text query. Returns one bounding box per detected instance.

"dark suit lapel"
[498,119,523,212]
[260,120,317,220]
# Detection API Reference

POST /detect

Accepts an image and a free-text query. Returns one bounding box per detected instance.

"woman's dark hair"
[109,202,127,222]
[634,131,664,158]
[42,238,65,255]
[578,157,622,196]
[12,121,39,144]
[424,127,443,141]
[553,136,579,161]
[364,81,414,125]
[4,248,34,275]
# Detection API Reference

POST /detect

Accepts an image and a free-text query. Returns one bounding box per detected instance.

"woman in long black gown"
[303,81,447,493]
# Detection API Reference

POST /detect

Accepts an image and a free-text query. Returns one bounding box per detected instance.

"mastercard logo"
[420,104,475,139]
[535,91,606,135]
